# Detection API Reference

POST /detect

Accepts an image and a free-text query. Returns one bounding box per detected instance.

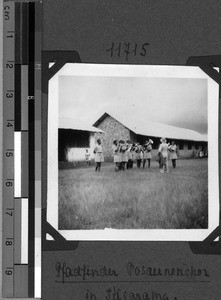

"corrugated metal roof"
[93,112,207,142]
[59,118,104,133]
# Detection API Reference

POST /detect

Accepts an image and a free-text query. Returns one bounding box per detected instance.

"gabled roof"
[93,112,207,142]
[59,118,104,133]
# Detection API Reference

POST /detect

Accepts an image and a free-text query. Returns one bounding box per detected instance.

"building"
[93,112,207,160]
[59,118,104,162]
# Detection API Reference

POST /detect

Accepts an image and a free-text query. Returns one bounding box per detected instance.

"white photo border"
[47,63,219,241]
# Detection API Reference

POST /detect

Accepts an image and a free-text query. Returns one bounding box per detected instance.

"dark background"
[43,0,221,65]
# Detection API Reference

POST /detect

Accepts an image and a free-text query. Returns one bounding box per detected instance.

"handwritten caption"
[55,261,210,283]
[106,42,150,61]
[55,261,210,300]
[85,287,176,300]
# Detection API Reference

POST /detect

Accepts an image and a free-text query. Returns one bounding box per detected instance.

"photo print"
[47,64,219,240]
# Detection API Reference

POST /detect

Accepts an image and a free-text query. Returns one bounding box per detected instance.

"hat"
[160,137,167,143]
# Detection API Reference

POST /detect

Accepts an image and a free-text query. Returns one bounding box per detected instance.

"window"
[179,143,183,150]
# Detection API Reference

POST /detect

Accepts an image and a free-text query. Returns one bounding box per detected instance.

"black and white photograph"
[47,64,219,240]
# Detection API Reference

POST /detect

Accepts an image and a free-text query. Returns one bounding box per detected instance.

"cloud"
[59,76,207,133]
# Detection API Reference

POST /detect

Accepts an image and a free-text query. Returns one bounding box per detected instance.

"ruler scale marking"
[3,1,42,297]
[15,2,21,132]
[3,2,15,297]
[14,3,22,297]
[14,264,29,297]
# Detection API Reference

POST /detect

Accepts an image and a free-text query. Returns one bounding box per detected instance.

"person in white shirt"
[144,139,153,168]
[158,137,170,173]
[93,139,103,171]
[169,141,178,168]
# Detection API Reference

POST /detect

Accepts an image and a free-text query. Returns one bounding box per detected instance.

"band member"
[126,141,134,169]
[144,139,153,168]
[135,143,142,168]
[93,139,103,171]
[141,146,146,168]
[169,141,178,168]
[112,140,120,171]
[158,137,170,173]
[119,140,128,171]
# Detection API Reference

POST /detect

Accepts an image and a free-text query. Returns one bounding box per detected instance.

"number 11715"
[106,42,150,61]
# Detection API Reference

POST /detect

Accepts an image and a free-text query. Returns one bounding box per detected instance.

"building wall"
[130,131,137,143]
[95,115,130,160]
[66,134,96,162]
[94,116,207,161]
[178,143,192,158]
[59,129,96,162]
[177,142,207,158]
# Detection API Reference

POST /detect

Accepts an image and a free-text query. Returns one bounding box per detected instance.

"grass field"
[58,159,208,230]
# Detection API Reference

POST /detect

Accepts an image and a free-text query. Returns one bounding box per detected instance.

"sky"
[59,76,207,134]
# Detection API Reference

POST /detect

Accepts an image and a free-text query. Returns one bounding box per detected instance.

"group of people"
[93,137,178,173]
[158,138,178,173]
[192,149,207,158]
[111,139,154,171]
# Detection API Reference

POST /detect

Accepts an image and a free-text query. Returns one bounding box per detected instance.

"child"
[93,139,103,171]
[157,152,163,169]
[85,149,91,166]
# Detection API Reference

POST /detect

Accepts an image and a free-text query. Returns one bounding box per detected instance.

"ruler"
[2,1,42,298]
[3,2,15,296]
